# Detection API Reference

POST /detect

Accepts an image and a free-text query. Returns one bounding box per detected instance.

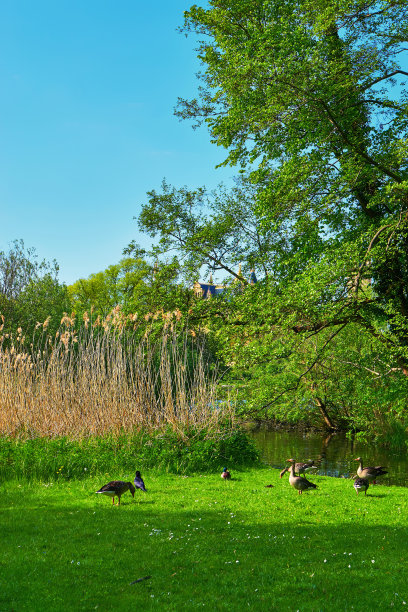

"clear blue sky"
[0,1,233,285]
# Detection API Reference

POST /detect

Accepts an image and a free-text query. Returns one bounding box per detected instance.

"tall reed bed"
[0,309,234,439]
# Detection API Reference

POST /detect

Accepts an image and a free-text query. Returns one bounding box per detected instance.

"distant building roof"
[249,269,258,284]
[192,266,258,299]
[193,281,225,299]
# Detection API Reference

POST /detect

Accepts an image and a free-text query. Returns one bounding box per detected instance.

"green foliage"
[0,428,259,481]
[0,239,70,337]
[68,254,192,320]
[137,427,260,473]
[2,470,408,610]
[176,0,408,355]
[129,0,408,433]
[14,274,71,337]
[0,239,59,300]
[136,179,274,283]
[216,296,408,432]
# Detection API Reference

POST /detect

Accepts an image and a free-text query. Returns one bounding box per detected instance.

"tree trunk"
[314,396,336,430]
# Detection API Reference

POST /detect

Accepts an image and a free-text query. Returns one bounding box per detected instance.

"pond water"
[248,428,408,487]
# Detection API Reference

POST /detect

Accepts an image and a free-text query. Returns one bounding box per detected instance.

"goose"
[134,471,147,492]
[355,457,388,483]
[296,460,319,476]
[287,459,318,495]
[96,481,135,505]
[221,467,231,480]
[279,460,318,478]
[353,477,369,496]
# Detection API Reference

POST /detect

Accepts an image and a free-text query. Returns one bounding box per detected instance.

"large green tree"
[134,0,408,430]
[175,0,408,361]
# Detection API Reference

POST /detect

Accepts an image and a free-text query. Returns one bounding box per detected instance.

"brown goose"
[355,457,388,484]
[96,481,135,505]
[280,460,318,478]
[353,477,369,496]
[287,459,318,495]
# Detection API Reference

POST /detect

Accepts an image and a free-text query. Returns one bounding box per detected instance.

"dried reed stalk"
[0,310,234,438]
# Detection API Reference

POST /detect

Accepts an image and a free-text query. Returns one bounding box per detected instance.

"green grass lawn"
[1,469,408,611]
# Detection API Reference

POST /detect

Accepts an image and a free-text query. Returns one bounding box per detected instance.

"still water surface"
[249,428,408,487]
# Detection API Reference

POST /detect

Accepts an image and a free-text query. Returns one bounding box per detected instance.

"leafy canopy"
[175,0,408,356]
[131,1,408,429]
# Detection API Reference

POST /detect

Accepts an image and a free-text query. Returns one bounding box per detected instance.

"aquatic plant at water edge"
[0,310,234,438]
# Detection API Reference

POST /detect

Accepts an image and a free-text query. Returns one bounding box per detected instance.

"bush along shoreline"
[0,426,260,482]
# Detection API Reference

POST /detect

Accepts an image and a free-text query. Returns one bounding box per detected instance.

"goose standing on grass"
[134,471,147,493]
[221,467,231,480]
[355,457,388,484]
[296,460,319,476]
[353,477,369,496]
[96,481,135,505]
[287,459,318,495]
[280,460,318,478]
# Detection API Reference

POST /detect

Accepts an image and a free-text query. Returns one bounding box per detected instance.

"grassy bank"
[0,429,259,480]
[1,468,408,611]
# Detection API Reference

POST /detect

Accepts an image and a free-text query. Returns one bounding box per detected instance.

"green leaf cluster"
[133,0,408,436]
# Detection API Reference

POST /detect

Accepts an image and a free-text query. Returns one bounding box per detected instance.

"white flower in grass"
[371,559,375,563]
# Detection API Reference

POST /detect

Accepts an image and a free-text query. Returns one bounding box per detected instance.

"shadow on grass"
[365,493,387,498]
[2,496,408,611]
